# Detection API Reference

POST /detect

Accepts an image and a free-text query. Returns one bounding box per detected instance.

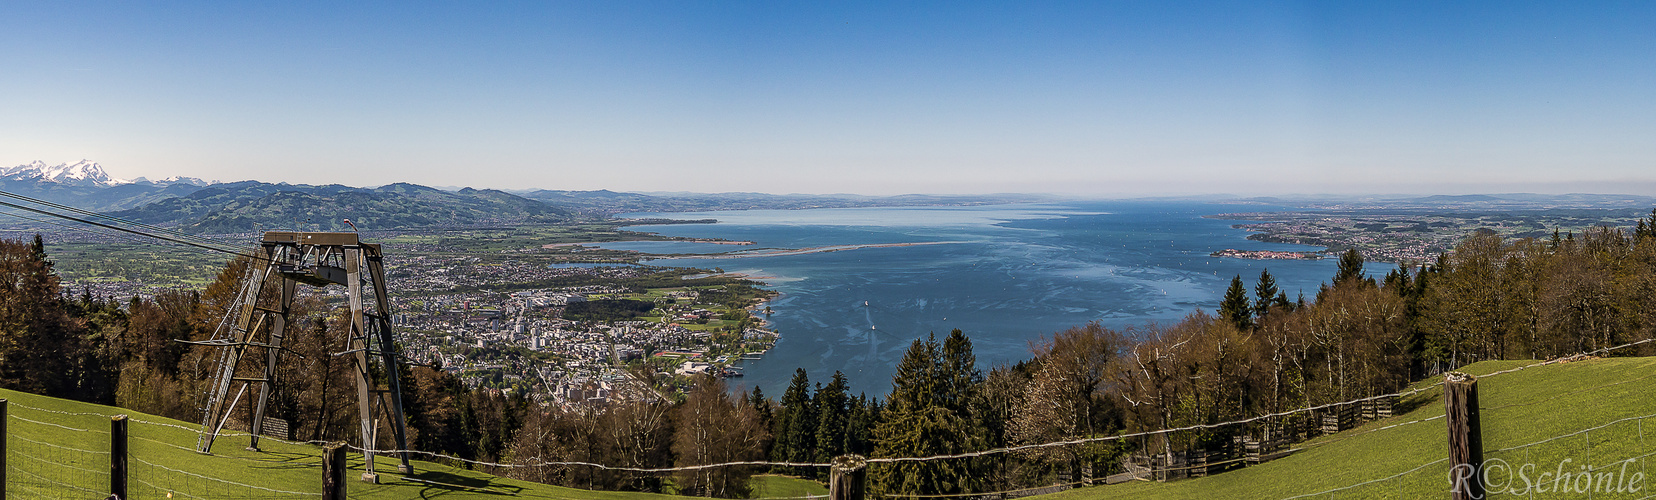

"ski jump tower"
[194,231,411,481]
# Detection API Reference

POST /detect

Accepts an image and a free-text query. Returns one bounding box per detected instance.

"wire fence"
[1267,340,1656,499]
[3,335,1654,499]
[7,431,110,498]
[4,399,328,499]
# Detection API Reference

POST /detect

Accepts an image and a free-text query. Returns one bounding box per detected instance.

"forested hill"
[107,181,577,232]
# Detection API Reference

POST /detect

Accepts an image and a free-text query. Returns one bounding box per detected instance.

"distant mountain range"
[14,159,1645,234]
[1,160,127,187]
[100,181,575,232]
[0,160,1045,232]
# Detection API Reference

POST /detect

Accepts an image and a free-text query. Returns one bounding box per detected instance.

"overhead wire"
[0,207,114,234]
[0,197,242,256]
[0,189,596,262]
[0,189,239,249]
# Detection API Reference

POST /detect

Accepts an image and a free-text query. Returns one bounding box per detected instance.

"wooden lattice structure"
[193,231,411,481]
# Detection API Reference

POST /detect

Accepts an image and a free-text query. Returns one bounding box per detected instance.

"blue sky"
[2,1,1652,196]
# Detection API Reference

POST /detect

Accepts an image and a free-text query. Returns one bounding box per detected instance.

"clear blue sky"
[3,1,1652,196]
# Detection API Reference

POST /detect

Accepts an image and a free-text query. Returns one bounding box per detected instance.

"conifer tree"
[750,387,774,456]
[787,375,818,466]
[1254,269,1280,321]
[1219,275,1253,330]
[939,329,982,415]
[0,235,92,399]
[844,394,876,455]
[872,333,978,497]
[772,368,815,466]
[1637,208,1656,241]
[814,371,850,463]
[1334,248,1366,285]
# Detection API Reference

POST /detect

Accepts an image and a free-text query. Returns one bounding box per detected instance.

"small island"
[1211,248,1326,260]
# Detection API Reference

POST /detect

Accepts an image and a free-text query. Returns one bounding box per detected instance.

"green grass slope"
[0,388,823,498]
[1039,356,1656,499]
[13,357,1646,499]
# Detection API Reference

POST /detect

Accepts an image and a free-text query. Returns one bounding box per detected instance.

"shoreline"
[663,240,971,260]
[1211,248,1327,260]
[542,238,757,249]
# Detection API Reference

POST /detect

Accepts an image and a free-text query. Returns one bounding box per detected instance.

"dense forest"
[2,209,1654,497]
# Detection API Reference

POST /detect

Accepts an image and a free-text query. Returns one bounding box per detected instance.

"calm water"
[610,201,1349,397]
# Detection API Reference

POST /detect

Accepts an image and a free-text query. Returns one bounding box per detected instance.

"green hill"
[0,387,825,498]
[107,181,578,232]
[1036,356,1656,499]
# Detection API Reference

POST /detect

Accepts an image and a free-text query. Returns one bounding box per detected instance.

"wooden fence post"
[830,455,867,500]
[111,415,128,500]
[323,442,347,500]
[2,399,8,500]
[1445,372,1483,500]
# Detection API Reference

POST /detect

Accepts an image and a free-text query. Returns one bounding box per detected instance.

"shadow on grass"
[243,450,326,471]
[394,470,527,497]
[1393,389,1440,417]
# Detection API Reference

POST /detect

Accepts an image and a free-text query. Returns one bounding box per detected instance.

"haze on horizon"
[3,2,1653,197]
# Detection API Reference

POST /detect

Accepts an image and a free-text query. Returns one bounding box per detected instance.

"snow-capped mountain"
[130,175,213,187]
[2,160,129,187]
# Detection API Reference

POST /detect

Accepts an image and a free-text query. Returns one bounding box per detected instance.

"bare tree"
[674,374,768,498]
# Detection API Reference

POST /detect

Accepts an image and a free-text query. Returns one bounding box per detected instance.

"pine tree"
[772,368,815,466]
[1382,262,1412,294]
[844,394,876,455]
[939,329,982,416]
[1219,275,1253,330]
[1636,208,1656,241]
[750,387,774,457]
[872,332,978,497]
[0,235,90,399]
[814,371,850,463]
[1253,269,1280,321]
[885,335,940,413]
[1334,248,1366,285]
[786,375,818,467]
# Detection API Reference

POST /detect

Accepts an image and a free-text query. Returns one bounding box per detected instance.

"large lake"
[606,201,1350,397]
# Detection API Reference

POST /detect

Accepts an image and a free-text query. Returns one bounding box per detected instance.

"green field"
[1042,356,1656,499]
[0,387,821,499]
[748,475,828,498]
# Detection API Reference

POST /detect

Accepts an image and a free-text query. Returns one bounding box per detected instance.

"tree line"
[1,209,1654,497]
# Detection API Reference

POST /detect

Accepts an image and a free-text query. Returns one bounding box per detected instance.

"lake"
[605,201,1351,397]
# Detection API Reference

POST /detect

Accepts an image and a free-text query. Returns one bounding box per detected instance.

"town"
[375,249,780,410]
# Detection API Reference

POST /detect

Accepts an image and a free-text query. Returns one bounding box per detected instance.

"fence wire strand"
[1278,458,1448,500]
[132,455,324,497]
[1491,411,1656,454]
[6,426,113,498]
[0,331,1648,499]
[8,413,107,434]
